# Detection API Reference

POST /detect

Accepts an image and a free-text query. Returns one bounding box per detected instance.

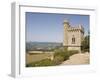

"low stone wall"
[68,46,81,52]
[28,51,54,54]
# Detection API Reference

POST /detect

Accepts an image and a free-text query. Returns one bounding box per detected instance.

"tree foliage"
[81,35,90,52]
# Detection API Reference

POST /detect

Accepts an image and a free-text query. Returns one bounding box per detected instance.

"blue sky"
[26,12,89,42]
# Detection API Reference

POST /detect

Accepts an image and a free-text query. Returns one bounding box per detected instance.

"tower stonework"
[63,20,84,52]
[63,20,69,46]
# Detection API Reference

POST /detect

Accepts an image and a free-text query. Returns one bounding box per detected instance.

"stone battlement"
[67,25,84,33]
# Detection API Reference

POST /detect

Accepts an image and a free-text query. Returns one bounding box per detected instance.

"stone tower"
[63,19,84,52]
[63,20,70,46]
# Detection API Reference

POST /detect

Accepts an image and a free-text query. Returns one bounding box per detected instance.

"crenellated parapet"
[67,25,84,34]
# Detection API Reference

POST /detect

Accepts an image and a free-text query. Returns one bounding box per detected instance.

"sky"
[26,12,89,42]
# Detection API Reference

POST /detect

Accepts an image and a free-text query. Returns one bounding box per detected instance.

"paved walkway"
[61,52,90,65]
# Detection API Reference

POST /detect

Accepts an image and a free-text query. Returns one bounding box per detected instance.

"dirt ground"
[26,53,52,64]
[61,52,90,65]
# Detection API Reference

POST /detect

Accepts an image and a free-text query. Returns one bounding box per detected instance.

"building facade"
[63,20,84,52]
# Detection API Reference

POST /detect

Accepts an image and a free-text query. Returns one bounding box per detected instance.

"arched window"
[72,35,75,44]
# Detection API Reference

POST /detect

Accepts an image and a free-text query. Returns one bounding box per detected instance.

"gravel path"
[61,52,90,65]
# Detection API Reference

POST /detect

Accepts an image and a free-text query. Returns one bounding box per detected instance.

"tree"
[81,35,90,52]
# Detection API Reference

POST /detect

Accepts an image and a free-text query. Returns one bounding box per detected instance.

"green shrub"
[54,49,79,62]
[53,56,64,65]
[81,49,89,53]
[54,48,69,61]
[26,59,55,67]
[68,50,79,56]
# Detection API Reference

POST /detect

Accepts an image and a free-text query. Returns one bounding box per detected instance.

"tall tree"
[81,33,90,52]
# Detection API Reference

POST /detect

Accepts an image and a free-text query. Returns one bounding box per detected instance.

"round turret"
[63,19,69,24]
[63,19,70,28]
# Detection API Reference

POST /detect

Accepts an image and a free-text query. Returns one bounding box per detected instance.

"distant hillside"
[26,42,62,51]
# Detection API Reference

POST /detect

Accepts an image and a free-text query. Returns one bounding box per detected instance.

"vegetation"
[53,48,78,64]
[68,50,79,56]
[26,59,55,67]
[53,55,64,65]
[81,35,90,52]
[26,47,79,67]
[54,47,69,61]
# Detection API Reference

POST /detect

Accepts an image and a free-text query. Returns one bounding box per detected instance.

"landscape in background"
[26,12,90,67]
